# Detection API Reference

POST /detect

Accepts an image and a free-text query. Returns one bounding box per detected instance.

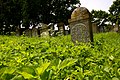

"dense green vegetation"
[0,32,120,80]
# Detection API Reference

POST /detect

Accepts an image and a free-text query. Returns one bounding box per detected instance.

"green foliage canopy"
[91,10,109,32]
[0,0,80,30]
[109,0,120,25]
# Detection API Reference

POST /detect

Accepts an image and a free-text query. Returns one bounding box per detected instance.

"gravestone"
[16,26,21,36]
[92,23,99,33]
[24,29,32,37]
[32,27,38,37]
[39,23,49,37]
[16,26,23,36]
[110,25,118,32]
[68,7,93,43]
[48,23,54,36]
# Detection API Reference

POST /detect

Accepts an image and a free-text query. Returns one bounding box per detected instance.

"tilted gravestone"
[68,7,93,43]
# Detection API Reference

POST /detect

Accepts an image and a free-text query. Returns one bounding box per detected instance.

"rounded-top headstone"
[68,6,93,44]
[71,7,90,21]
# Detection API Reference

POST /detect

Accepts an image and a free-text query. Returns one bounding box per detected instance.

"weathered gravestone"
[48,23,55,36]
[16,26,21,36]
[68,6,93,43]
[39,23,49,37]
[32,27,39,37]
[24,29,32,37]
[16,26,24,36]
[92,22,99,33]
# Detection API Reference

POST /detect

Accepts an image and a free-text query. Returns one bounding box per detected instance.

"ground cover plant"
[0,32,120,80]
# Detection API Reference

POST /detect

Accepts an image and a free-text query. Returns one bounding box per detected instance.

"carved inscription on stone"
[71,23,90,43]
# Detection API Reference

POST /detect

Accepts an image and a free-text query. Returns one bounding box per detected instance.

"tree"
[109,0,120,32]
[91,10,109,32]
[0,0,23,35]
[0,0,80,35]
[19,0,80,27]
[0,0,13,35]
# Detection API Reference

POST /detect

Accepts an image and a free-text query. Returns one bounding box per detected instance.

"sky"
[80,0,115,12]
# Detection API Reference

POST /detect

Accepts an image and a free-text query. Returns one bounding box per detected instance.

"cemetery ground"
[0,32,120,80]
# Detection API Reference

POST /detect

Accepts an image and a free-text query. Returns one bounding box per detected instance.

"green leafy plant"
[0,32,120,80]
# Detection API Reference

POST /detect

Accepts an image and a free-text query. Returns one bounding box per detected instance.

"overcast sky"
[80,0,115,12]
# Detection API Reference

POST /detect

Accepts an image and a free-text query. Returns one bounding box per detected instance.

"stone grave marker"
[92,22,99,33]
[68,7,93,44]
[16,26,23,36]
[32,27,38,37]
[39,23,49,37]
[48,23,54,36]
[16,26,21,36]
[24,29,32,37]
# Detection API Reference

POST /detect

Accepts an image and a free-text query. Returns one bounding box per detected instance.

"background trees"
[109,0,120,32]
[91,0,120,32]
[0,0,22,34]
[91,10,109,26]
[0,0,80,35]
[1,0,120,35]
[91,10,109,32]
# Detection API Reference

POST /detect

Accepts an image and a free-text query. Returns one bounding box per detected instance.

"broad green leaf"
[18,72,36,79]
[11,75,24,80]
[20,67,36,76]
[36,62,50,75]
[51,59,61,71]
[4,68,16,74]
[59,58,77,69]
[84,70,93,76]
[104,67,110,73]
[51,66,56,71]
[52,59,61,67]
[112,77,119,80]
